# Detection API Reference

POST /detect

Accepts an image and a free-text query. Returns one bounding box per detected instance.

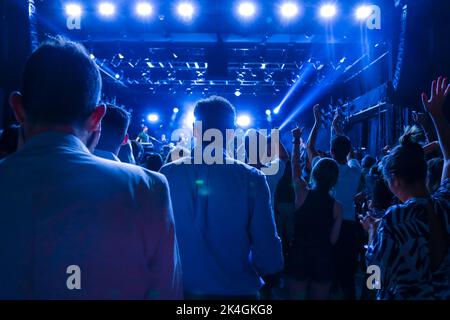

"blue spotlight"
[136,2,153,17]
[279,66,344,130]
[147,113,159,123]
[320,3,337,18]
[237,114,252,128]
[98,2,116,16]
[272,63,315,116]
[273,106,281,114]
[280,2,300,19]
[355,5,372,20]
[177,2,195,20]
[173,107,180,114]
[238,2,256,18]
[265,109,271,116]
[234,89,242,97]
[65,3,82,16]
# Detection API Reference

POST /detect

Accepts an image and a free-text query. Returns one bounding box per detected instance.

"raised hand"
[422,76,450,117]
[291,126,305,140]
[332,110,340,127]
[412,111,428,125]
[313,104,321,123]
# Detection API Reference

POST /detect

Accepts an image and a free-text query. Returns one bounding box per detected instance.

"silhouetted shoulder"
[85,154,168,192]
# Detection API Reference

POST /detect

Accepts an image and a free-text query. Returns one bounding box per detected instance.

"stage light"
[355,5,372,20]
[173,107,180,113]
[237,114,252,128]
[265,109,271,116]
[234,89,242,97]
[177,2,195,19]
[238,2,256,18]
[89,53,95,60]
[118,53,124,59]
[147,113,159,123]
[114,73,120,79]
[65,3,82,16]
[136,2,153,17]
[320,4,337,18]
[280,2,299,19]
[273,106,281,114]
[98,2,116,16]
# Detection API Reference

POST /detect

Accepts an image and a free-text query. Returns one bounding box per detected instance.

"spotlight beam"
[278,68,344,131]
[272,64,315,115]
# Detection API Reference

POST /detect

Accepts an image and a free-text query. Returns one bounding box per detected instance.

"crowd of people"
[0,36,449,300]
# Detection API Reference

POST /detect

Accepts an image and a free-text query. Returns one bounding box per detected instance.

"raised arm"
[278,138,289,162]
[412,111,437,143]
[331,110,345,137]
[292,126,308,208]
[422,76,450,181]
[307,104,321,164]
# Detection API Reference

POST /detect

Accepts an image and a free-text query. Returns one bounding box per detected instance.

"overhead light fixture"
[65,3,82,16]
[280,2,300,19]
[98,2,116,16]
[320,3,337,19]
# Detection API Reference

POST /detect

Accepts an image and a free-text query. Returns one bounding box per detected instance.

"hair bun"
[399,127,424,155]
[399,130,414,146]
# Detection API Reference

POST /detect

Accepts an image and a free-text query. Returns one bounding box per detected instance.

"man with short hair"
[0,37,182,299]
[160,96,283,299]
[94,104,130,162]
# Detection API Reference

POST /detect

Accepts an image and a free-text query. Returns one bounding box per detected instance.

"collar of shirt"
[94,149,121,162]
[20,131,90,155]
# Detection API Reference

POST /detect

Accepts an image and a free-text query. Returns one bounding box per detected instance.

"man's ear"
[122,133,129,146]
[9,92,27,125]
[86,104,106,132]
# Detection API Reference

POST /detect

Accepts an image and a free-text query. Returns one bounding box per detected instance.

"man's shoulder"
[89,155,166,187]
[225,156,265,176]
[160,156,265,178]
[340,161,361,176]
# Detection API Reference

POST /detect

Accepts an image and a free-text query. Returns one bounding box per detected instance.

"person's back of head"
[370,176,394,211]
[362,155,377,170]
[193,96,236,135]
[382,129,427,194]
[310,158,339,193]
[96,104,130,155]
[143,153,163,172]
[165,146,190,164]
[331,135,352,164]
[19,36,102,128]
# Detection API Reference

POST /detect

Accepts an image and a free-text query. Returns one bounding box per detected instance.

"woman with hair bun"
[287,126,343,300]
[364,77,450,299]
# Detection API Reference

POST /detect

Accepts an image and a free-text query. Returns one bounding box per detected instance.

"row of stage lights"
[65,2,376,22]
[146,107,263,128]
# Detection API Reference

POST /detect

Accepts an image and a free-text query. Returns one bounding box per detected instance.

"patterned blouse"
[366,179,450,300]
